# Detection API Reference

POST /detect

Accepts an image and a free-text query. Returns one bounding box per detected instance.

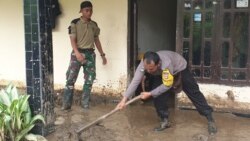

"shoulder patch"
[162,69,174,87]
[71,18,80,24]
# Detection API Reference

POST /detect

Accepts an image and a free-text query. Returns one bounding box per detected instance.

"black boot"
[61,87,73,111]
[81,85,92,110]
[154,118,171,132]
[206,113,217,135]
[208,121,217,135]
[81,92,90,110]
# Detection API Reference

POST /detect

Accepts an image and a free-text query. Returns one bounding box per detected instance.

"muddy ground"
[46,91,250,141]
[1,85,249,141]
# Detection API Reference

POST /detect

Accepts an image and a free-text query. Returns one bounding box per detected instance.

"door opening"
[128,0,178,107]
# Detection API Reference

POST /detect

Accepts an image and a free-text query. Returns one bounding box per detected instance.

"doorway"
[128,0,178,78]
[128,0,178,107]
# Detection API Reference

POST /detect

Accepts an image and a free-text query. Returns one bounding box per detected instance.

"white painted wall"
[52,0,128,91]
[0,0,128,93]
[197,84,250,103]
[177,84,250,113]
[0,0,249,109]
[0,0,25,81]
[178,84,250,102]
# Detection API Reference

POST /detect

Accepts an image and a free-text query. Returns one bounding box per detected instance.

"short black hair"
[143,51,160,65]
[80,1,93,9]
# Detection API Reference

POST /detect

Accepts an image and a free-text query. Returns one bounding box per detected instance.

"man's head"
[143,51,161,74]
[79,1,93,20]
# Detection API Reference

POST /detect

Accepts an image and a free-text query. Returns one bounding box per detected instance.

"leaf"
[0,112,4,130]
[9,99,18,115]
[19,95,30,113]
[0,130,5,141]
[9,99,19,130]
[10,86,19,101]
[0,90,11,106]
[30,115,45,125]
[23,106,32,126]
[5,83,19,103]
[18,96,30,129]
[4,115,15,141]
[5,83,13,94]
[0,84,46,141]
[0,103,7,113]
[15,124,35,141]
[0,103,7,131]
[15,96,29,130]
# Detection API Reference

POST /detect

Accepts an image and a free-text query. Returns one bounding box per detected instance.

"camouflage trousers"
[63,49,96,109]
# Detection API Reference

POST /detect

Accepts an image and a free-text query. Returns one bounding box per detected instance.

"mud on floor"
[50,106,119,141]
[48,91,250,141]
[2,86,250,141]
[49,89,123,141]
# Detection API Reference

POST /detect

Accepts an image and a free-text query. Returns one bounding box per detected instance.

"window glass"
[192,19,202,65]
[223,13,231,38]
[221,42,229,67]
[180,0,250,84]
[205,0,213,9]
[204,42,211,66]
[221,70,229,80]
[232,12,249,68]
[224,0,231,9]
[205,12,213,38]
[192,69,201,77]
[232,72,246,80]
[183,41,190,61]
[204,68,211,78]
[183,13,191,38]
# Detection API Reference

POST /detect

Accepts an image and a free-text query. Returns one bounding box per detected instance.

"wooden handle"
[75,95,141,134]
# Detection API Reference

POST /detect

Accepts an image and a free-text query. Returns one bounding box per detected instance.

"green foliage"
[0,84,45,141]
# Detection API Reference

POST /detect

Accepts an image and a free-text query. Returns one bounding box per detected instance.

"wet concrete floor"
[46,101,250,141]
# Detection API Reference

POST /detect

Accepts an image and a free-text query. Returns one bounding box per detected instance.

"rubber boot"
[61,87,73,111]
[81,92,90,109]
[206,113,217,135]
[154,118,171,132]
[81,84,92,109]
[208,121,217,135]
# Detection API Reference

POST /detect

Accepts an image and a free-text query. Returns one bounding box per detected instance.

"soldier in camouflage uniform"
[62,1,107,111]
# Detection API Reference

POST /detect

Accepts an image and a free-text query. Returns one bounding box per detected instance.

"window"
[179,0,250,85]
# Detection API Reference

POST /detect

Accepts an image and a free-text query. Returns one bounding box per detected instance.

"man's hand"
[115,97,127,110]
[140,92,152,100]
[75,52,86,64]
[102,56,107,65]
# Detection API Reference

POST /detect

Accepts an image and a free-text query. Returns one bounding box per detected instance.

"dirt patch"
[1,85,250,141]
[47,101,250,141]
[49,106,120,141]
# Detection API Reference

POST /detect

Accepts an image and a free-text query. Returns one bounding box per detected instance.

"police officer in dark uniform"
[116,50,217,135]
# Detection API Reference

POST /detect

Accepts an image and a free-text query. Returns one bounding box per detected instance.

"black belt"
[78,48,94,52]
